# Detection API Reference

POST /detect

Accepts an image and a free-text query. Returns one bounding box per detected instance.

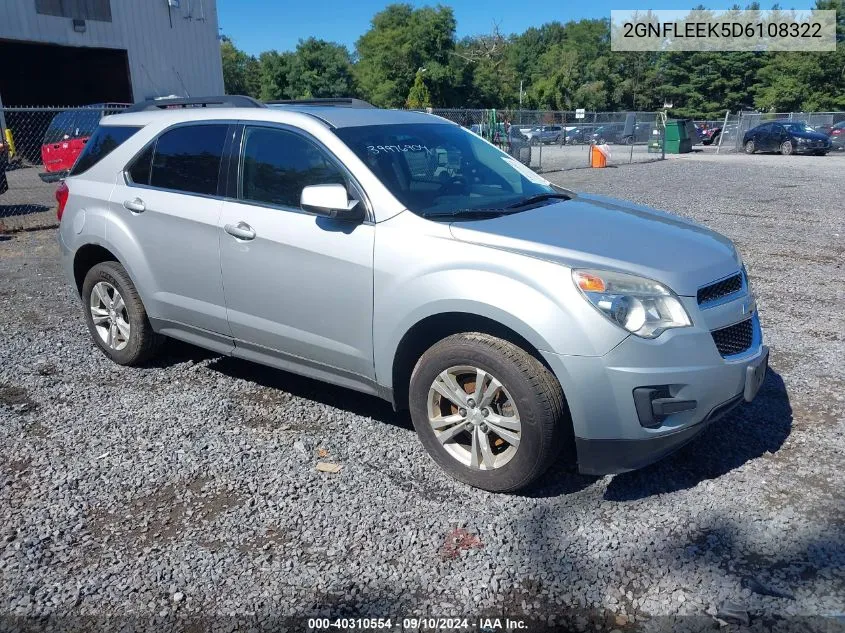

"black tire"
[744,139,756,154]
[81,261,162,366]
[780,140,793,155]
[409,332,569,493]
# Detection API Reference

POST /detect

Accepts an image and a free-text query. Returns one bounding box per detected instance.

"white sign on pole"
[575,108,586,119]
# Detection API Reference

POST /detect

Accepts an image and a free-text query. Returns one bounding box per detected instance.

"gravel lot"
[1,153,843,632]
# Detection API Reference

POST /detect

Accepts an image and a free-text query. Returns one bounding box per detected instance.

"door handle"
[224,221,256,241]
[123,198,145,213]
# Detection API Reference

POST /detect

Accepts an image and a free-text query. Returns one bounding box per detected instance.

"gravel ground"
[0,166,56,233]
[1,154,843,632]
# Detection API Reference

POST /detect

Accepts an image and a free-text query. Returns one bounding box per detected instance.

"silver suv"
[57,96,768,492]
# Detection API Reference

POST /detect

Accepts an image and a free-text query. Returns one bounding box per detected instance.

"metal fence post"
[716,110,729,154]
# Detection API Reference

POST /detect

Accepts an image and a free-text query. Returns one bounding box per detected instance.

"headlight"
[572,269,691,338]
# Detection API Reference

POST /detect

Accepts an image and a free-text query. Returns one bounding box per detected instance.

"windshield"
[333,123,557,218]
[782,122,810,133]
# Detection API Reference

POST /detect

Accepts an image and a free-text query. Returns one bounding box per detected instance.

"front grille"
[698,273,742,305]
[711,317,754,357]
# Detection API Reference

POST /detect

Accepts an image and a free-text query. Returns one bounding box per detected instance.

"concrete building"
[0,0,225,107]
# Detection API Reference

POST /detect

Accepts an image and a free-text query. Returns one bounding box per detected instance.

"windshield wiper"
[424,208,509,219]
[506,192,571,209]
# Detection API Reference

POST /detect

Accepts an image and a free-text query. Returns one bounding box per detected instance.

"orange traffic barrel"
[590,144,608,168]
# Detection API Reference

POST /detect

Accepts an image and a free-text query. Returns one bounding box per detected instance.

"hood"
[448,193,740,297]
[791,130,830,142]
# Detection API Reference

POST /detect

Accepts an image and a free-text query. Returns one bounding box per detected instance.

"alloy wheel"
[89,281,130,351]
[426,365,521,470]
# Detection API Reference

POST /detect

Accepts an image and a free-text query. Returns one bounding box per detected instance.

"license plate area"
[743,346,769,402]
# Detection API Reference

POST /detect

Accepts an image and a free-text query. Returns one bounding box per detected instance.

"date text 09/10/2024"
[307,617,529,631]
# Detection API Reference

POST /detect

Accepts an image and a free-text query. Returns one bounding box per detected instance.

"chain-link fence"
[713,111,845,154]
[427,108,666,173]
[0,105,128,229]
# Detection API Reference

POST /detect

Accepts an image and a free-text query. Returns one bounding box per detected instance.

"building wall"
[0,0,224,102]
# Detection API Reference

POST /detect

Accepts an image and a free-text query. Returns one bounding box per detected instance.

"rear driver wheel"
[409,333,569,492]
[744,140,756,154]
[82,262,162,366]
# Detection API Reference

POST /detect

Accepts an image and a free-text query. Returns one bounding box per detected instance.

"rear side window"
[69,125,140,176]
[148,124,228,196]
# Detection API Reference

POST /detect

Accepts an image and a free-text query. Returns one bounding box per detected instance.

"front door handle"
[224,221,256,241]
[123,198,145,213]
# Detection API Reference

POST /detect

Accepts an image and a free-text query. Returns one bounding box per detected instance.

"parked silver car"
[57,96,768,492]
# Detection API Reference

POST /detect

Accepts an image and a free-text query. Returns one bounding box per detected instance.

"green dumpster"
[664,119,692,154]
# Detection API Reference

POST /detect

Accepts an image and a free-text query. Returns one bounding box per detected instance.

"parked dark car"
[826,120,845,150]
[621,122,655,144]
[591,123,624,144]
[562,127,591,144]
[506,125,532,165]
[700,126,722,145]
[742,121,831,155]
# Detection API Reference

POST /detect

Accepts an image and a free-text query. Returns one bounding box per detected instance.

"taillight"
[56,181,69,221]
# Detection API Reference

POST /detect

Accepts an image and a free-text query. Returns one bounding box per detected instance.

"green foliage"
[354,4,457,107]
[221,1,844,116]
[406,70,432,108]
[287,38,356,99]
[220,36,260,98]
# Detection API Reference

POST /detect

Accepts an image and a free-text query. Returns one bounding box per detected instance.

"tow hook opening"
[633,386,697,428]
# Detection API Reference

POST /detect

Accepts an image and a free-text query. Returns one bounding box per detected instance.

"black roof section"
[267,98,375,109]
[125,95,265,113]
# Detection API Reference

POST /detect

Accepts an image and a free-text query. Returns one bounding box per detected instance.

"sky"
[216,0,802,56]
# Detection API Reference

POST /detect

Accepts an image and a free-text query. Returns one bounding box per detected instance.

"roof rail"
[124,95,265,113]
[267,98,376,109]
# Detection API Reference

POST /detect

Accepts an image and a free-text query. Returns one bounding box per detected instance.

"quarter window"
[70,125,139,176]
[126,143,154,185]
[148,124,228,196]
[240,126,345,209]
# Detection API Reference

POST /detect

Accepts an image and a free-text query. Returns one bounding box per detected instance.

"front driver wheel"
[409,333,569,492]
[781,140,794,155]
[82,261,162,366]
[744,139,756,154]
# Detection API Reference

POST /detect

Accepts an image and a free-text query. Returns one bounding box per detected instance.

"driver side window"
[239,126,345,210]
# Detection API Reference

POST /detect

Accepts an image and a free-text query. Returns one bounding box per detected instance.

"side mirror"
[300,184,363,222]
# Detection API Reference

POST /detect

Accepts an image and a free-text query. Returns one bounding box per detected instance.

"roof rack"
[267,98,376,109]
[124,95,265,113]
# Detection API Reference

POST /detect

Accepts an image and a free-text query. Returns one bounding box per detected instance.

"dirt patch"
[90,476,245,549]
[0,383,38,412]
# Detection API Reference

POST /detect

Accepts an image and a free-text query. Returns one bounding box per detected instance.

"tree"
[220,36,260,98]
[285,38,356,99]
[355,4,457,107]
[754,0,845,111]
[406,69,432,108]
[257,50,293,101]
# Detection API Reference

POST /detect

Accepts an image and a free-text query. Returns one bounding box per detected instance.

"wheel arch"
[389,311,560,412]
[73,243,121,295]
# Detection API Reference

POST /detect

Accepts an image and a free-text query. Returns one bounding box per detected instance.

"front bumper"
[542,309,767,476]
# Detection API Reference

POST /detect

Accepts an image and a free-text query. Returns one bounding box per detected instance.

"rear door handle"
[123,198,145,213]
[224,221,256,241]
